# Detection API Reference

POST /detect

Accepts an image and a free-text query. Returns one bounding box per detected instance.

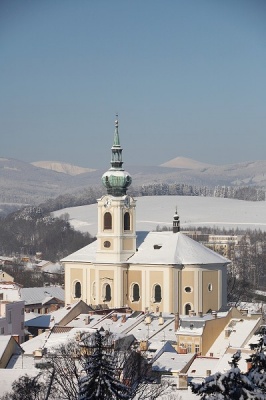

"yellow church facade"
[63,119,228,314]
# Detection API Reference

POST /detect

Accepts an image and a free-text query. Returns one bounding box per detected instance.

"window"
[91,282,96,301]
[0,293,3,300]
[21,308,24,315]
[8,310,12,324]
[102,283,112,302]
[124,212,130,231]
[184,286,192,293]
[208,283,213,292]
[21,322,24,330]
[0,327,4,334]
[187,344,192,353]
[75,281,81,298]
[104,212,112,230]
[104,240,111,248]
[104,284,111,302]
[185,303,191,315]
[195,344,200,354]
[154,284,162,303]
[132,284,140,302]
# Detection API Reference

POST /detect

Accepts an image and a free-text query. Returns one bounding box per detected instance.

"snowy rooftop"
[20,286,64,305]
[187,357,220,378]
[206,317,261,358]
[21,327,95,355]
[61,240,97,262]
[125,313,176,342]
[62,231,229,266]
[152,351,194,373]
[129,232,229,265]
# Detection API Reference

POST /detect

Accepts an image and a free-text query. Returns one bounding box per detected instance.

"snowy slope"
[53,196,266,236]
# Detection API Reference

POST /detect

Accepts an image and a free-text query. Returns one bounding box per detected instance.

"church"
[63,118,229,314]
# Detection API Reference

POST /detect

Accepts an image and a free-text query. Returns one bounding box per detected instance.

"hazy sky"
[1,0,266,168]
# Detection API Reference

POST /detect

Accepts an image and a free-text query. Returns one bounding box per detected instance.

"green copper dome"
[101,117,132,196]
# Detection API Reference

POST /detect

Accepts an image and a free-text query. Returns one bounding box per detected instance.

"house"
[20,286,65,314]
[0,335,24,368]
[0,301,25,343]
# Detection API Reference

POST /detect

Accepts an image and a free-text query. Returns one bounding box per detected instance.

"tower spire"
[101,116,132,196]
[110,115,123,170]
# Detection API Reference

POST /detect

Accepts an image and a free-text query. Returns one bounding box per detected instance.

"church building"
[63,118,229,314]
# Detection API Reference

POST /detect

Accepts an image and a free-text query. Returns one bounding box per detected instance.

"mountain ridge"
[0,157,266,207]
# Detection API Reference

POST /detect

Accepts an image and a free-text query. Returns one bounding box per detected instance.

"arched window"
[154,284,162,303]
[124,212,130,231]
[104,212,112,230]
[75,281,81,298]
[104,284,111,302]
[185,303,191,315]
[132,283,140,302]
[91,281,96,301]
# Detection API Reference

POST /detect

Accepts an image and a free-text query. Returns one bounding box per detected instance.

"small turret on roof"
[173,207,180,233]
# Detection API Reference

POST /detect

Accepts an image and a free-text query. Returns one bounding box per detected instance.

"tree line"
[0,207,94,262]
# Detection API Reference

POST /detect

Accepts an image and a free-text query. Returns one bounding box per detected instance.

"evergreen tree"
[78,330,131,400]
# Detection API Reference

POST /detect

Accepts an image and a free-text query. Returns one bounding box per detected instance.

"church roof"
[61,240,97,263]
[62,231,229,266]
[128,231,229,266]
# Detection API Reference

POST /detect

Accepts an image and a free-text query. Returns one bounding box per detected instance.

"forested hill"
[0,207,95,262]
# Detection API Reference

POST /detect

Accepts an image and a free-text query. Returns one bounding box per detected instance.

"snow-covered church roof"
[128,231,229,265]
[62,231,229,266]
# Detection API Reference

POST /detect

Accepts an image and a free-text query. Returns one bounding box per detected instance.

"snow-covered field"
[53,196,266,236]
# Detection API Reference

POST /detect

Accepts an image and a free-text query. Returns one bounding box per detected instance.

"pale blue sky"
[1,0,266,168]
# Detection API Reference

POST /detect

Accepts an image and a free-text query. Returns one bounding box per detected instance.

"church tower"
[96,117,136,263]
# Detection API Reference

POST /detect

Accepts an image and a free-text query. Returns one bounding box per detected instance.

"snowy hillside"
[31,161,95,175]
[160,156,213,169]
[53,196,266,236]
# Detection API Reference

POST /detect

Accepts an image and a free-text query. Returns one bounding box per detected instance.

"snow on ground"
[53,196,266,236]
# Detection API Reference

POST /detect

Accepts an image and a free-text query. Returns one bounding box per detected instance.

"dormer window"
[154,245,162,250]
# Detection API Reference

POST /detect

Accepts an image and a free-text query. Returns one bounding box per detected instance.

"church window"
[185,303,192,315]
[104,212,112,230]
[132,283,140,302]
[185,286,192,293]
[208,283,213,292]
[74,281,81,298]
[103,283,111,302]
[153,284,162,303]
[124,212,130,231]
[104,241,111,248]
[91,281,96,301]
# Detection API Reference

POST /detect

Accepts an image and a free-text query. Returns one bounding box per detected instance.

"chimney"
[158,312,164,325]
[175,312,180,330]
[112,313,118,322]
[85,315,90,325]
[145,315,151,324]
[212,311,217,319]
[121,314,127,323]
[198,311,203,318]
